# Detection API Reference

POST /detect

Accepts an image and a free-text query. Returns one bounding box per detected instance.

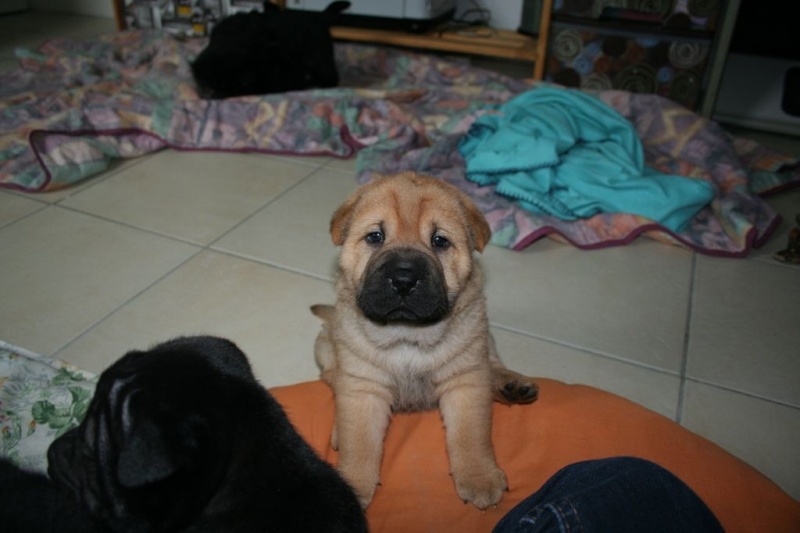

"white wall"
[31,0,114,18]
[0,0,29,14]
[455,0,523,31]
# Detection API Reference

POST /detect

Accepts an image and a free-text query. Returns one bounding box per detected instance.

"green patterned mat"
[0,341,96,472]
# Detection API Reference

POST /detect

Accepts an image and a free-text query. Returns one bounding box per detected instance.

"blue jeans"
[493,457,724,533]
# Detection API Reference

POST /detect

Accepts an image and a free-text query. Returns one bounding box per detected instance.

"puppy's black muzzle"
[358,249,449,324]
[389,262,420,296]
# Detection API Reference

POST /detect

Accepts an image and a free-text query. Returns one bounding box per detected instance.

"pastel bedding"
[1,30,798,256]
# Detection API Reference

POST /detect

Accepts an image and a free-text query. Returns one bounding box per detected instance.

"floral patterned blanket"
[0,341,96,472]
[1,30,798,256]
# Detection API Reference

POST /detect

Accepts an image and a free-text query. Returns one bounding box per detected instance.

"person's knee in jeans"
[493,457,723,533]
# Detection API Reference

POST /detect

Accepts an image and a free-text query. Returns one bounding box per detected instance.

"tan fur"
[312,172,537,509]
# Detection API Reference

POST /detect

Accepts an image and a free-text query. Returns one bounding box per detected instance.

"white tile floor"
[1,10,799,501]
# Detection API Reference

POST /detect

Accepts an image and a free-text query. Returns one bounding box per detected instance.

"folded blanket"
[458,88,715,233]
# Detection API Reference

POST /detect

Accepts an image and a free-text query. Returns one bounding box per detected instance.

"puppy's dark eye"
[432,235,450,249]
[365,231,384,245]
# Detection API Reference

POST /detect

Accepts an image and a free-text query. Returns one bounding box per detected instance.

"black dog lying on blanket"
[192,1,350,98]
[0,336,366,532]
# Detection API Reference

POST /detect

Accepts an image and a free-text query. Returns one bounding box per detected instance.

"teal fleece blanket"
[458,87,716,233]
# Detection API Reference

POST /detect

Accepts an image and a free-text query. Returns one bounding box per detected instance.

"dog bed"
[271,380,800,533]
[1,341,799,531]
[1,31,799,257]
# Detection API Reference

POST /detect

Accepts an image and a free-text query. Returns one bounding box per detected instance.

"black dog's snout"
[389,266,420,295]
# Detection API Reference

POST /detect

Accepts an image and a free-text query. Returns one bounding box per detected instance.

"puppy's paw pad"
[454,468,507,510]
[353,482,379,509]
[493,372,539,405]
[500,379,539,404]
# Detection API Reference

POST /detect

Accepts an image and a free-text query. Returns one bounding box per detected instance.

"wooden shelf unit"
[332,26,538,62]
[111,0,554,79]
[330,0,553,80]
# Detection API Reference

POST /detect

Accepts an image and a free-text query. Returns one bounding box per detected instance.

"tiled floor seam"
[51,247,205,357]
[675,252,698,424]
[682,376,800,411]
[53,155,155,202]
[206,164,328,249]
[4,153,153,205]
[52,203,212,247]
[246,151,333,169]
[750,254,800,272]
[490,323,683,378]
[206,246,337,284]
[0,197,49,230]
[1,189,51,207]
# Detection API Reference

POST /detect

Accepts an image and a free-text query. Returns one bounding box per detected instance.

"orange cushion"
[270,379,800,533]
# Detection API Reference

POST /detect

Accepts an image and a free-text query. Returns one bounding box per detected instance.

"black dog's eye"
[432,235,450,249]
[365,231,384,245]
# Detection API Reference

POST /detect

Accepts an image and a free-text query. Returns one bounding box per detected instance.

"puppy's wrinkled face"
[331,173,491,324]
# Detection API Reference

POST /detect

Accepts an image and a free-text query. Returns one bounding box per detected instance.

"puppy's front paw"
[453,467,507,510]
[330,421,339,450]
[339,464,381,509]
[350,475,380,509]
[493,369,538,405]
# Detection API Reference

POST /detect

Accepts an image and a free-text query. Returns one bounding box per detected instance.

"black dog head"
[47,337,250,531]
[47,336,366,532]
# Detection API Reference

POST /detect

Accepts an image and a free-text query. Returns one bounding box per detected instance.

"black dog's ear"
[324,1,351,15]
[116,417,179,488]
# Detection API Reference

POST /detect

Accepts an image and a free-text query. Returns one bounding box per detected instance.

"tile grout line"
[50,239,339,358]
[750,254,800,273]
[2,151,154,206]
[675,252,698,424]
[206,165,331,250]
[52,246,206,358]
[683,375,800,411]
[48,161,338,356]
[0,199,50,232]
[49,160,326,249]
[489,322,682,379]
[207,247,337,285]
[6,154,334,253]
[52,203,210,247]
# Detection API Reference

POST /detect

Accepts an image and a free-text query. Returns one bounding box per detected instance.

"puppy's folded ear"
[457,192,492,252]
[465,202,491,252]
[116,417,179,488]
[330,190,361,246]
[330,174,387,245]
